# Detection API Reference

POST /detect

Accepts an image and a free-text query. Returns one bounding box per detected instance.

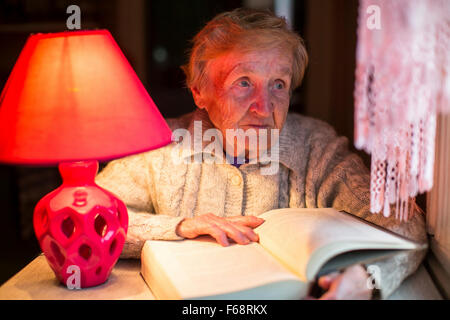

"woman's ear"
[191,86,206,110]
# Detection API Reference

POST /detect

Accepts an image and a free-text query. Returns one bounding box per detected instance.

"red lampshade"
[0,30,172,165]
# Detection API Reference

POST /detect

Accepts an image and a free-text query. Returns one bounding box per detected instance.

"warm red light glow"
[0,30,172,165]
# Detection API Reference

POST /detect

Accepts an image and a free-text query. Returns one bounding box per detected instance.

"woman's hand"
[175,213,265,246]
[308,264,372,300]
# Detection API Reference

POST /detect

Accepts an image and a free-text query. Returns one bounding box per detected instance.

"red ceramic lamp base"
[33,160,128,288]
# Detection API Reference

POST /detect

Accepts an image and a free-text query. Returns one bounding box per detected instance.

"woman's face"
[193,47,293,157]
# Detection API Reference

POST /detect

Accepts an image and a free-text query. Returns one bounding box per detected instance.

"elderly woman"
[95,8,427,299]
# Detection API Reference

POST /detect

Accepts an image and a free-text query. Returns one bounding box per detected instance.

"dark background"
[0,0,426,285]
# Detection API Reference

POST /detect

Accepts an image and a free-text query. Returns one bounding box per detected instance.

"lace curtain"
[354,0,450,220]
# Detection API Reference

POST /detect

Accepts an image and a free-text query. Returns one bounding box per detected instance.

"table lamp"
[0,30,172,288]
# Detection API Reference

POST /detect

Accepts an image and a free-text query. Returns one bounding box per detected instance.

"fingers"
[178,213,264,247]
[318,272,341,290]
[232,223,260,242]
[207,214,252,245]
[226,215,265,228]
[318,290,337,300]
[206,223,230,247]
[318,273,341,300]
[317,265,372,300]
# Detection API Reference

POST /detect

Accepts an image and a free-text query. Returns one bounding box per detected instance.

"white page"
[256,208,419,281]
[144,236,302,299]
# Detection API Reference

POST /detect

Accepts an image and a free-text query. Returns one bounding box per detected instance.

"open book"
[140,208,425,300]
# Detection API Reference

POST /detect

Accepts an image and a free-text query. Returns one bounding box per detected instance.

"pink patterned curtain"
[354,0,450,220]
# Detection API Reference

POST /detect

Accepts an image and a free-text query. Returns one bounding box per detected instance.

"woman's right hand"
[175,213,265,246]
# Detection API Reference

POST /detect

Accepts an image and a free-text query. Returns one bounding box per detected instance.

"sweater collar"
[173,108,303,174]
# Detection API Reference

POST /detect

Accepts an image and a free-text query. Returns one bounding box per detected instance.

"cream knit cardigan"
[95,108,427,299]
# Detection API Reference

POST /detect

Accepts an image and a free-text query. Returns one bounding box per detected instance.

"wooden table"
[0,254,442,300]
[0,254,155,300]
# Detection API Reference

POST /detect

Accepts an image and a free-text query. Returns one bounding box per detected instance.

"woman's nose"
[249,87,273,117]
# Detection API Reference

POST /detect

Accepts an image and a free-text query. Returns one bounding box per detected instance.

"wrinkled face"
[193,47,293,157]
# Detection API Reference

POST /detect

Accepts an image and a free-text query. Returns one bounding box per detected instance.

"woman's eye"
[237,79,250,88]
[274,80,285,90]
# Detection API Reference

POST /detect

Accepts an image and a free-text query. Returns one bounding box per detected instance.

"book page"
[141,236,307,299]
[255,208,420,281]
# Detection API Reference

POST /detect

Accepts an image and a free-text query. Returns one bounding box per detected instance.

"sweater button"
[231,175,242,186]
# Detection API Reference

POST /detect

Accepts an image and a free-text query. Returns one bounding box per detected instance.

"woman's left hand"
[307,264,372,300]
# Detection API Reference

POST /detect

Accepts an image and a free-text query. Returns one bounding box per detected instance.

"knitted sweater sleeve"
[305,120,428,299]
[95,152,184,259]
